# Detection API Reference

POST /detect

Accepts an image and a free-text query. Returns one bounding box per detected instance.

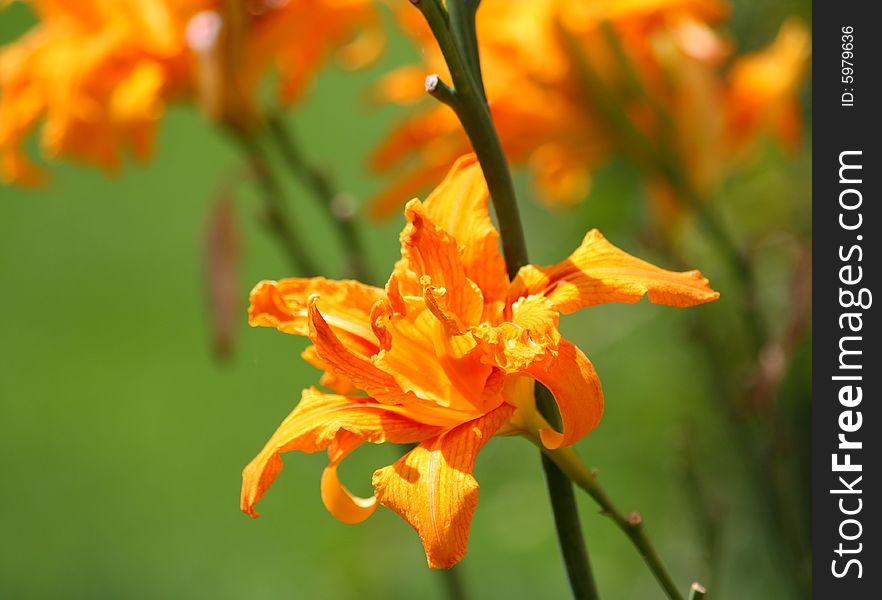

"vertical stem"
[537,385,601,599]
[447,0,486,100]
[415,0,527,276]
[437,564,469,600]
[265,115,371,283]
[414,2,598,598]
[231,132,320,276]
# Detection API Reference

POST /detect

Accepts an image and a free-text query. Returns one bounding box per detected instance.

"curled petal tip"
[241,485,262,518]
[321,463,379,525]
[538,427,565,449]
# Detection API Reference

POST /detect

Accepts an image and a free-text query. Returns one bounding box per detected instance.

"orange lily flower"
[370,0,809,217]
[0,0,381,184]
[241,155,719,567]
[725,19,811,155]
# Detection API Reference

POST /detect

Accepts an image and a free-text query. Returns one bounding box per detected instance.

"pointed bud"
[203,191,241,361]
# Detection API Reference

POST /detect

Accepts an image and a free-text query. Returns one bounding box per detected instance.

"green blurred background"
[1,2,810,598]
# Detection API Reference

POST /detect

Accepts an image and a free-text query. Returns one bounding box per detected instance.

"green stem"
[437,564,470,600]
[447,0,485,101]
[539,442,685,600]
[232,132,320,276]
[415,0,527,277]
[413,2,597,597]
[265,116,371,283]
[536,386,601,600]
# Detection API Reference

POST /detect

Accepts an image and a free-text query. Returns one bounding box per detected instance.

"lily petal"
[372,403,515,568]
[249,277,385,356]
[397,198,485,326]
[301,345,359,395]
[510,229,719,313]
[321,432,378,524]
[242,387,440,518]
[527,339,604,449]
[422,155,509,316]
[307,296,412,404]
[474,295,561,372]
[374,297,495,416]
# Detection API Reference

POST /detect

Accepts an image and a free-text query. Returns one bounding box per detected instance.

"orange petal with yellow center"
[371,403,515,568]
[510,229,719,313]
[527,339,604,449]
[241,387,440,518]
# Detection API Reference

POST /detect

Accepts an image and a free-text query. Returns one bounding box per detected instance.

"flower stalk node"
[425,74,460,110]
[689,583,707,600]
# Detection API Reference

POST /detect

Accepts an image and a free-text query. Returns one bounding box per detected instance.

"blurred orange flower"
[241,155,719,567]
[0,0,381,184]
[371,0,810,217]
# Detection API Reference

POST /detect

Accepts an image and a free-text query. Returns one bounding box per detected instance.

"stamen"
[370,300,393,351]
[421,276,463,337]
[385,273,408,316]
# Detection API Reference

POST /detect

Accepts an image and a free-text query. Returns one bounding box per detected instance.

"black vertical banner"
[813,3,881,598]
